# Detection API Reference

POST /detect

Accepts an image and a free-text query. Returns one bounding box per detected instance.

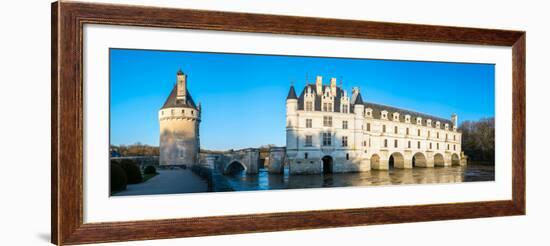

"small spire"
[177,69,184,75]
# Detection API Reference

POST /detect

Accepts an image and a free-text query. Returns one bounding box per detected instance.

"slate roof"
[287,85,298,99]
[293,84,453,129]
[297,84,346,113]
[161,85,198,110]
[363,102,452,128]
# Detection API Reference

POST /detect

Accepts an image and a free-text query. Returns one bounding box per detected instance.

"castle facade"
[286,76,466,174]
[158,70,201,166]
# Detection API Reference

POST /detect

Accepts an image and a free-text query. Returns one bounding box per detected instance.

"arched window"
[304,152,308,159]
[346,153,350,160]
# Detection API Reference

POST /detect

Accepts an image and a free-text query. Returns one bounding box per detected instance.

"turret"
[286,85,298,126]
[286,84,299,151]
[176,69,187,101]
[351,87,364,116]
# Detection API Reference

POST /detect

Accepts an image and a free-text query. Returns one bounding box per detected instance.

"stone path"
[115,168,208,196]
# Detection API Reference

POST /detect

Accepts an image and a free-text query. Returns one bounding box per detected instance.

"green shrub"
[144,165,157,174]
[110,162,127,192]
[118,159,143,184]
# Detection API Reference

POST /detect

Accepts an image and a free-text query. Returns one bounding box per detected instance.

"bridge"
[199,147,287,175]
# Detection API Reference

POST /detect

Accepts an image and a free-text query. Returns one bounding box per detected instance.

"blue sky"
[110,48,494,150]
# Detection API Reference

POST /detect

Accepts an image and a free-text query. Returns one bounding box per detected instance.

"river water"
[221,164,494,192]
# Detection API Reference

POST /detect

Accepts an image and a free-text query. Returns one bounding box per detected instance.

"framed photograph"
[52,1,525,245]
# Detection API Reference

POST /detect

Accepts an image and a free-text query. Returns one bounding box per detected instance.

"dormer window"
[365,108,372,117]
[445,123,449,130]
[427,119,432,127]
[436,121,441,128]
[392,112,400,121]
[416,117,422,125]
[405,114,411,123]
[381,110,388,120]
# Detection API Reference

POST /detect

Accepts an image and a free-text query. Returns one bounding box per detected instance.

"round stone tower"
[158,69,201,166]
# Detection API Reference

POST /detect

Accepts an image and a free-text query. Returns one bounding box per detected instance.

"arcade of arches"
[370,151,463,170]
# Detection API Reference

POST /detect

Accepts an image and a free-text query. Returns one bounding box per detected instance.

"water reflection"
[222,165,494,192]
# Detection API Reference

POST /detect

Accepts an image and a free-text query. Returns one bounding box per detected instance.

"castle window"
[342,136,348,147]
[322,103,328,112]
[304,153,308,159]
[306,119,312,128]
[362,141,366,147]
[306,101,313,111]
[384,139,388,148]
[342,121,348,129]
[428,131,431,138]
[305,135,313,147]
[406,128,409,135]
[329,103,333,112]
[171,109,174,115]
[394,126,398,134]
[366,123,371,131]
[417,141,421,149]
[342,104,349,113]
[191,110,194,115]
[418,129,421,136]
[408,141,411,148]
[367,111,371,116]
[429,142,432,149]
[383,125,386,133]
[447,144,450,150]
[346,153,350,160]
[453,135,456,141]
[322,132,332,146]
[394,139,398,148]
[437,132,440,139]
[454,144,456,150]
[323,116,333,127]
[161,111,164,116]
[446,134,448,141]
[437,143,439,150]
[369,138,371,147]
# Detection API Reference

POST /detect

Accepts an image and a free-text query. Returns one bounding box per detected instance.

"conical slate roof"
[161,85,198,110]
[287,85,298,100]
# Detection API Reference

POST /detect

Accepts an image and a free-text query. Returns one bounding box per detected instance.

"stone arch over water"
[389,152,405,169]
[434,153,445,167]
[412,152,427,167]
[224,160,247,175]
[451,153,460,166]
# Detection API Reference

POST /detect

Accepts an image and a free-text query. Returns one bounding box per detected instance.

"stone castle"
[285,75,467,174]
[158,70,466,174]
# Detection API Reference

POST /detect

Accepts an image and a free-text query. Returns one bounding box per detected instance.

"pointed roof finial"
[177,69,184,75]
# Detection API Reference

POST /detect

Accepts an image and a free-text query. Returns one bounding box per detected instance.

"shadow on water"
[221,164,494,192]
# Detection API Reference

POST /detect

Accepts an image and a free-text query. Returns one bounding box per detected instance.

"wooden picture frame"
[51,1,525,245]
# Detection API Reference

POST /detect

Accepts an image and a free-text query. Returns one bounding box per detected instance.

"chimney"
[330,77,337,96]
[451,113,458,128]
[176,69,187,101]
[316,75,323,95]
